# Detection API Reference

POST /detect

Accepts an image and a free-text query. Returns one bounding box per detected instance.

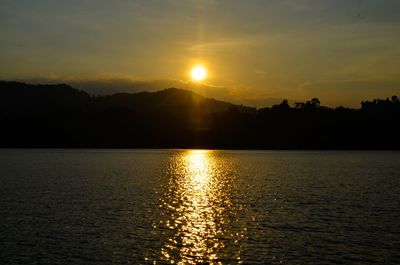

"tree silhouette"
[310,98,321,107]
[272,99,291,110]
[0,81,399,149]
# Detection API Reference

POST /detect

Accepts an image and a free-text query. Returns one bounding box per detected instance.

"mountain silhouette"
[0,81,399,149]
[0,81,252,112]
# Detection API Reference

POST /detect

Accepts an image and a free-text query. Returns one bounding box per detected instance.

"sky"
[1,0,400,107]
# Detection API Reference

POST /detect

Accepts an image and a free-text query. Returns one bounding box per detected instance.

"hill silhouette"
[0,81,399,149]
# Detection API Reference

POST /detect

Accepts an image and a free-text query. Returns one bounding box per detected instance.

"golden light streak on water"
[155,150,245,264]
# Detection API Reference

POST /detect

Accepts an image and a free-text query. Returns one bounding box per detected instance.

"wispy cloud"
[187,36,261,51]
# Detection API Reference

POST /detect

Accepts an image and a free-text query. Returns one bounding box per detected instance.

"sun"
[191,65,207,82]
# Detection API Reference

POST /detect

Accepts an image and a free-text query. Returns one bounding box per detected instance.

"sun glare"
[191,65,207,81]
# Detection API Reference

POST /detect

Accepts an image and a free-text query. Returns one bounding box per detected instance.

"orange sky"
[1,0,400,107]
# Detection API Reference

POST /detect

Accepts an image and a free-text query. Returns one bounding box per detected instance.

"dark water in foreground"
[0,150,399,264]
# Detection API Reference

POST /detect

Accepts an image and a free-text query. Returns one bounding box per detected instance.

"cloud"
[187,36,261,52]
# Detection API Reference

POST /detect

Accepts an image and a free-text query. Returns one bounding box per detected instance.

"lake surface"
[0,150,399,264]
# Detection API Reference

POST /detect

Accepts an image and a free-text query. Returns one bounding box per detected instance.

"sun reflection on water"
[153,150,246,264]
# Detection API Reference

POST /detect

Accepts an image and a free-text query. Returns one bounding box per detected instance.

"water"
[0,150,399,264]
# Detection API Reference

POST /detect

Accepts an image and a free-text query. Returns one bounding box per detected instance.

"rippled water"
[1,150,399,264]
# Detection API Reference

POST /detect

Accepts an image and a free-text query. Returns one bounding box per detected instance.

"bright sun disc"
[191,66,207,81]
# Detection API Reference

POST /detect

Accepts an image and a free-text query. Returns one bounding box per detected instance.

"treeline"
[0,81,399,149]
